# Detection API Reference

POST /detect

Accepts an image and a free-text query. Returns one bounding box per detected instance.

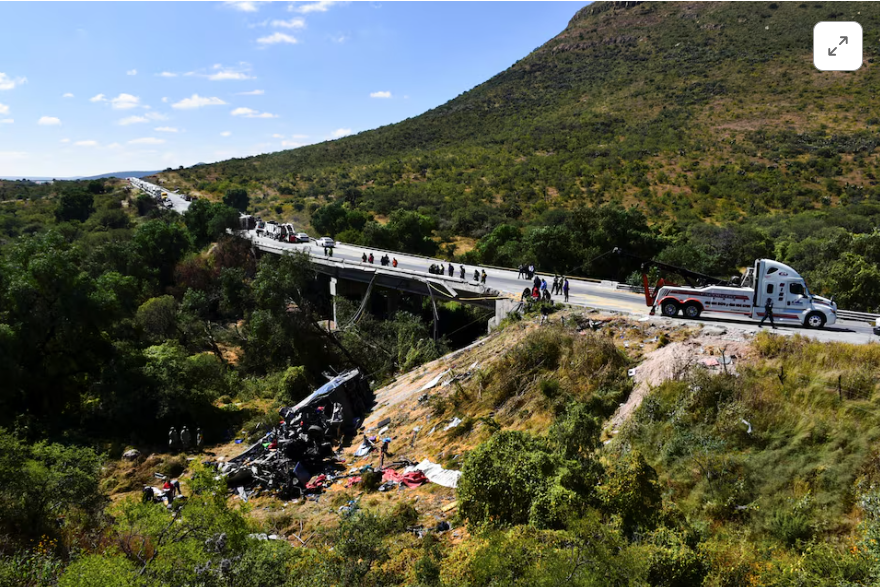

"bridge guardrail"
[837,310,880,324]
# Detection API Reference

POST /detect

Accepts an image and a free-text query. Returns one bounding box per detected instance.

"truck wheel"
[661,300,680,317]
[804,312,826,329]
[683,303,702,319]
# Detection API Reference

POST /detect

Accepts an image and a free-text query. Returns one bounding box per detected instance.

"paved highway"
[129,178,878,345]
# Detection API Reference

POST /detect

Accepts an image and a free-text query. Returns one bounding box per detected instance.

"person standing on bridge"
[540,278,548,293]
[552,275,560,295]
[759,297,777,329]
[369,253,374,264]
[481,270,487,284]
[460,265,466,279]
[529,264,535,279]
[563,278,570,302]
[533,274,541,290]
[448,263,454,277]
[473,268,480,282]
[362,252,367,263]
[518,264,525,279]
[392,258,398,268]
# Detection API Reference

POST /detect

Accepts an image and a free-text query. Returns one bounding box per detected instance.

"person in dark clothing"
[481,270,487,284]
[362,252,367,263]
[543,289,551,302]
[533,275,541,290]
[473,268,480,282]
[759,298,777,328]
[448,263,454,277]
[521,287,530,302]
[459,265,466,279]
[563,278,570,302]
[518,264,525,279]
[552,276,559,295]
[368,253,374,264]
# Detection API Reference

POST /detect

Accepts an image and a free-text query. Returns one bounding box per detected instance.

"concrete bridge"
[247,233,519,336]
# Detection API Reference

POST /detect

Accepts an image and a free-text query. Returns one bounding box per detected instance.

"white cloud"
[118,115,148,125]
[74,140,98,147]
[272,133,284,138]
[172,94,227,109]
[111,93,140,109]
[0,73,26,91]
[107,142,122,149]
[330,34,348,43]
[161,97,169,103]
[224,0,263,11]
[0,103,8,115]
[257,32,298,45]
[155,126,178,133]
[271,17,305,28]
[331,128,351,138]
[62,92,74,98]
[60,138,70,143]
[221,131,232,137]
[231,107,278,118]
[145,111,169,121]
[128,137,165,145]
[281,140,305,148]
[89,93,107,103]
[290,1,336,14]
[0,119,13,124]
[157,71,178,78]
[38,116,61,126]
[127,69,137,76]
[370,91,392,99]
[237,89,265,95]
[208,70,253,81]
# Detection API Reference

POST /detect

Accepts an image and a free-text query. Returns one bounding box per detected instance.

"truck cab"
[749,260,837,329]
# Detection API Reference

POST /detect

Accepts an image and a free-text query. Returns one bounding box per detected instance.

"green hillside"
[161,1,880,310]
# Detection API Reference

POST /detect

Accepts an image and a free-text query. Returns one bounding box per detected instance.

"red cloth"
[305,474,327,490]
[382,468,429,488]
[345,476,362,488]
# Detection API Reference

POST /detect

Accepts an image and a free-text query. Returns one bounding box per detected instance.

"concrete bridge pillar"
[488,298,519,331]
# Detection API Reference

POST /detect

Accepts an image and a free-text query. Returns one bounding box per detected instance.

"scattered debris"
[122,449,141,461]
[209,370,371,500]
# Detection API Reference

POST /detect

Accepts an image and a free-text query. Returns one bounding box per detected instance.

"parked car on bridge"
[316,237,335,248]
[295,232,310,243]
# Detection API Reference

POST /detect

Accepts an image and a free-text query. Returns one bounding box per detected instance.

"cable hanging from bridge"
[338,272,378,330]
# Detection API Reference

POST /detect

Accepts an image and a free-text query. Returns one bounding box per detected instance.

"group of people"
[428,263,487,284]
[517,264,538,280]
[521,274,571,304]
[168,425,203,453]
[361,252,397,267]
[360,251,489,285]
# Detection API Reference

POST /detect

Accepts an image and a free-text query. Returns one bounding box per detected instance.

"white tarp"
[406,459,462,489]
[444,417,462,431]
[418,370,450,392]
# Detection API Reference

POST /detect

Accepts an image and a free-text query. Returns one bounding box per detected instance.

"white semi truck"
[614,250,838,329]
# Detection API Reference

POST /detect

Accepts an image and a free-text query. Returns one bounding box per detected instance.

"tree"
[130,220,192,290]
[0,428,105,547]
[55,189,95,222]
[223,188,250,213]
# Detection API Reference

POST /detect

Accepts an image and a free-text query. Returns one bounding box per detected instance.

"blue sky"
[0,1,588,178]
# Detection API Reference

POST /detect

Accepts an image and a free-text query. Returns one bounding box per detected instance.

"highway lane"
[128,178,878,344]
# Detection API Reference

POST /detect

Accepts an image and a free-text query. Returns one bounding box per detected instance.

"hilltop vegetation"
[159,1,880,309]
